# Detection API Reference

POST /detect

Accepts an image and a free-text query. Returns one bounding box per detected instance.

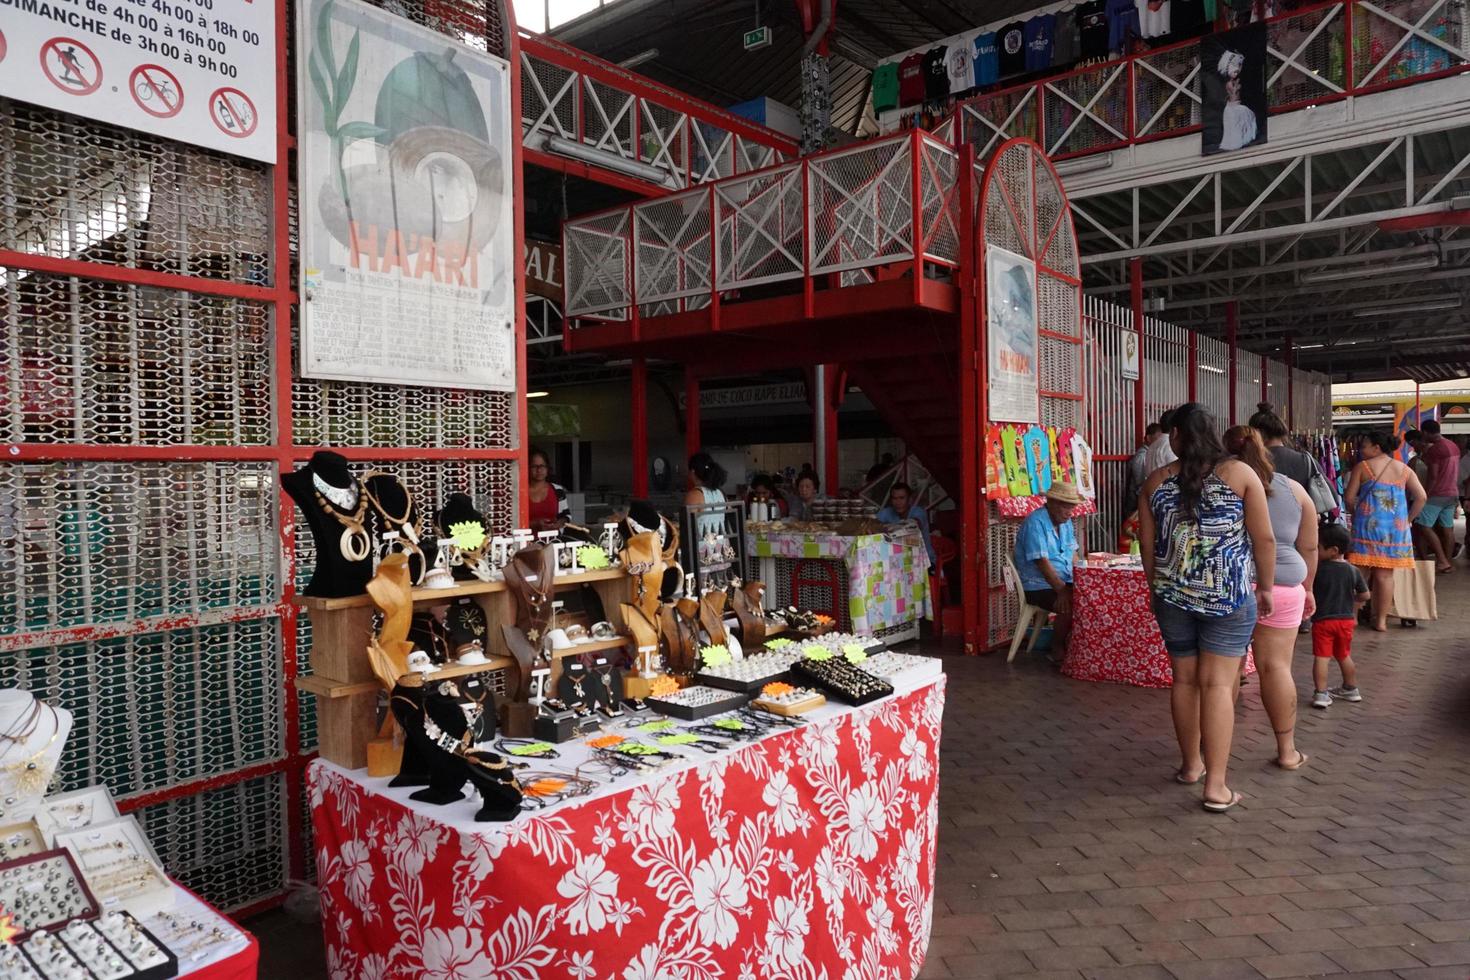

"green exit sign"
[743,26,772,50]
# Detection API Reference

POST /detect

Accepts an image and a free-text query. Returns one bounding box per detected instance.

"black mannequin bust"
[396,679,520,821]
[434,493,491,581]
[283,451,373,598]
[363,472,431,585]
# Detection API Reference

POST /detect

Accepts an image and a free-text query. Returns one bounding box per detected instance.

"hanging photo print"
[1201,23,1267,156]
[986,244,1039,423]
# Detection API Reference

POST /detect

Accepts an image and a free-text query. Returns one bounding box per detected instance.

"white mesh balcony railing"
[563,131,959,320]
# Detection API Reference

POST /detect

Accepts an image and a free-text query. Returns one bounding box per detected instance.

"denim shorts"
[1151,593,1258,658]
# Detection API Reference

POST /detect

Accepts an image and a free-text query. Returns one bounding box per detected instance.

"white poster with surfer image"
[298,0,515,390]
[986,244,1039,424]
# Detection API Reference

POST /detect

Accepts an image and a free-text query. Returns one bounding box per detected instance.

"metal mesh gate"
[0,0,521,916]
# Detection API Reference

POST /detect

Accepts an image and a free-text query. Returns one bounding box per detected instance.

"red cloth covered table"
[171,883,260,979]
[1063,565,1256,688]
[309,677,945,980]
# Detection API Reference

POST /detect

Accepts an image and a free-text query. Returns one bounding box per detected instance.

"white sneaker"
[1329,686,1362,702]
[1312,690,1333,709]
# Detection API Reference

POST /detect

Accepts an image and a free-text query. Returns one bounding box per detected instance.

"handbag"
[1305,455,1337,515]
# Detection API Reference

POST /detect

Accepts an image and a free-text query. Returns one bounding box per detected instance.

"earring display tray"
[55,816,174,919]
[854,651,944,687]
[695,651,801,694]
[86,910,178,979]
[750,687,827,717]
[0,847,101,940]
[790,658,895,706]
[34,786,122,846]
[645,685,750,721]
[0,820,48,862]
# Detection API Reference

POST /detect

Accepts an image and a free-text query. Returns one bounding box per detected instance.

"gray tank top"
[1266,472,1308,586]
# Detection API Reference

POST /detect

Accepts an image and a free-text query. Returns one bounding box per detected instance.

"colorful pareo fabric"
[1348,463,1415,570]
[308,679,945,980]
[1149,475,1252,616]
[1064,566,1256,688]
[749,528,931,634]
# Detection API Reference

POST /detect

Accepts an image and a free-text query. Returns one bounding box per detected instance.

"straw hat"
[1046,481,1084,505]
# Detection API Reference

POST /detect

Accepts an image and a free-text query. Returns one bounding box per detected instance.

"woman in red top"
[527,449,569,532]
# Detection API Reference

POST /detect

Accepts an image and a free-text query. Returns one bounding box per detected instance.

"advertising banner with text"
[298,0,515,391]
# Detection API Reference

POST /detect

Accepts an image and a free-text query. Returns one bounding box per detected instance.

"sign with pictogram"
[40,38,101,96]
[209,86,257,138]
[0,0,275,162]
[129,64,183,118]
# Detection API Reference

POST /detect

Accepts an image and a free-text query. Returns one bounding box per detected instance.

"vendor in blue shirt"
[1013,481,1083,653]
[877,482,937,572]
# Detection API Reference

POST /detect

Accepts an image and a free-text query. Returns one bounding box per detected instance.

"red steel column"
[1226,301,1239,425]
[957,146,981,653]
[1131,257,1145,442]
[685,368,701,462]
[632,358,649,497]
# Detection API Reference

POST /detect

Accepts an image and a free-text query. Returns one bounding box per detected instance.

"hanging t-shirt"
[1052,9,1082,67]
[1024,15,1056,72]
[1137,0,1172,38]
[973,32,1000,85]
[922,46,950,101]
[1024,425,1052,495]
[1170,0,1208,38]
[1076,0,1110,59]
[997,21,1027,77]
[946,36,976,93]
[898,53,926,106]
[871,62,900,112]
[1107,0,1141,52]
[1002,425,1031,498]
[1071,434,1096,499]
[985,426,1007,497]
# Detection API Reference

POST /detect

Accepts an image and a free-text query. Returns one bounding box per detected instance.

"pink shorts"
[1257,583,1307,630]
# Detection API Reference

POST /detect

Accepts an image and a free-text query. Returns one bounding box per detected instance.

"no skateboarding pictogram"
[40,37,102,96]
[209,87,257,138]
[130,64,183,118]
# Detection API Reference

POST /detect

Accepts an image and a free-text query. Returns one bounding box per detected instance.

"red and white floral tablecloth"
[308,677,946,980]
[1063,565,1256,688]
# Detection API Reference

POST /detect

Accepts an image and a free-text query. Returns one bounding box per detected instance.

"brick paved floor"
[921,566,1470,980]
[248,565,1469,979]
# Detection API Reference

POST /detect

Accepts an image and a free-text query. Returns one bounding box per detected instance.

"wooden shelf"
[549,637,630,658]
[292,567,630,611]
[295,675,379,699]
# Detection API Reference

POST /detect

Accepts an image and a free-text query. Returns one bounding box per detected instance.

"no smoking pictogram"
[130,64,183,118]
[209,87,257,138]
[40,37,101,96]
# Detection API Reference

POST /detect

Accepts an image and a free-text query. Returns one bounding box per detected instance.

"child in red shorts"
[1311,524,1370,709]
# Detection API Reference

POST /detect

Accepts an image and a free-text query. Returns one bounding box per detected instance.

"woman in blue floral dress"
[1345,430,1427,631]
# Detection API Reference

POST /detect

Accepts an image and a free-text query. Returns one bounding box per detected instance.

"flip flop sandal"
[1202,790,1244,813]
[1272,750,1309,771]
[1173,769,1205,785]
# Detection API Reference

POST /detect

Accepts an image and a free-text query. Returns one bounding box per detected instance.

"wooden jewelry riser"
[293,568,635,769]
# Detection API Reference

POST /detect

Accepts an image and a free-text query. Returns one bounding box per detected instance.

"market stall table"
[748,524,931,642]
[165,883,259,979]
[1063,563,1256,688]
[309,674,945,979]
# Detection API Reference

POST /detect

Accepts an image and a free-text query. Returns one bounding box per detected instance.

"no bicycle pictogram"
[40,37,102,96]
[209,87,257,138]
[130,64,183,118]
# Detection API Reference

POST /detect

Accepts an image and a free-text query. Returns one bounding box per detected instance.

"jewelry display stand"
[56,814,174,918]
[282,451,374,598]
[0,690,73,825]
[645,685,750,721]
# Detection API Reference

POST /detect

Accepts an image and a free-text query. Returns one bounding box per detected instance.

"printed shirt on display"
[899,52,926,105]
[973,32,1000,84]
[1024,14,1056,72]
[946,36,976,93]
[998,21,1027,76]
[872,62,900,111]
[1077,0,1111,58]
[1136,0,1172,38]
[922,46,951,101]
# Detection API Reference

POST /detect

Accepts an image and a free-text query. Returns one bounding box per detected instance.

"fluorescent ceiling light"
[1053,151,1113,177]
[1350,296,1462,317]
[543,135,682,189]
[1299,254,1441,284]
[1199,365,1226,374]
[526,390,551,398]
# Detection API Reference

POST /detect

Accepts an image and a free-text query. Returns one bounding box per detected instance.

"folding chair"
[1004,554,1051,663]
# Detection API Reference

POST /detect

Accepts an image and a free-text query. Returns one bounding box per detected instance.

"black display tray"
[49,912,179,980]
[645,687,750,720]
[790,659,894,706]
[693,668,791,694]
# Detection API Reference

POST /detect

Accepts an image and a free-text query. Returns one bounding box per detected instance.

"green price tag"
[802,645,833,661]
[714,718,746,731]
[657,733,701,746]
[701,645,732,667]
[619,743,662,755]
[577,546,610,569]
[765,638,793,649]
[637,720,675,733]
[507,742,555,756]
[842,644,868,663]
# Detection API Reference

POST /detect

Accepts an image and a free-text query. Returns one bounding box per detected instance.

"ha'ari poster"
[986,244,1039,423]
